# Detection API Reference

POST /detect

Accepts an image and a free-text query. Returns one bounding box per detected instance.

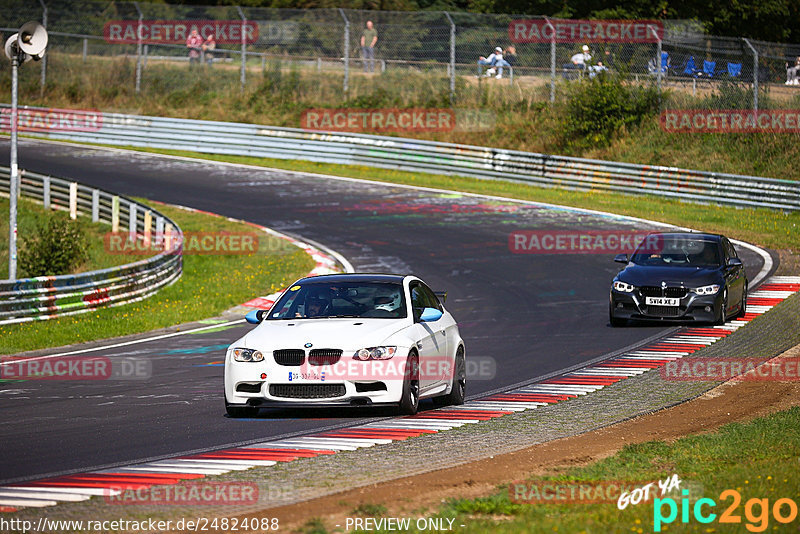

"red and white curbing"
[2,276,798,512]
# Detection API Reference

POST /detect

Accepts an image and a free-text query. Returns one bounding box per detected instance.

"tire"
[433,347,466,407]
[715,289,728,326]
[398,352,420,415]
[737,284,748,319]
[225,400,259,418]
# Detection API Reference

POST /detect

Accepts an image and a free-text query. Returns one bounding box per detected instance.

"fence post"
[236,6,247,93]
[444,12,456,104]
[143,210,152,246]
[82,38,87,62]
[155,216,164,247]
[69,182,78,220]
[545,17,555,103]
[128,202,137,240]
[339,8,350,96]
[143,44,148,69]
[651,24,662,105]
[43,176,51,210]
[112,196,120,232]
[38,0,47,95]
[133,1,143,94]
[743,38,758,111]
[92,189,99,222]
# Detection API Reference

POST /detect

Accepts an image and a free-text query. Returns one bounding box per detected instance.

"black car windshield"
[267,281,408,320]
[630,236,721,268]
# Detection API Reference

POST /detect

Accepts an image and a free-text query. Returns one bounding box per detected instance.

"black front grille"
[273,349,305,366]
[645,305,682,317]
[236,382,263,393]
[639,286,687,298]
[308,349,343,366]
[269,384,346,399]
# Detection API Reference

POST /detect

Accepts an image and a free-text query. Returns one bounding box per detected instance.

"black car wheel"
[737,284,748,318]
[399,352,420,415]
[715,289,728,326]
[433,347,466,407]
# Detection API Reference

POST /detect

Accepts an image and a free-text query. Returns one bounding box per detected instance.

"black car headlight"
[691,284,721,296]
[353,346,397,361]
[231,347,264,362]
[613,281,636,293]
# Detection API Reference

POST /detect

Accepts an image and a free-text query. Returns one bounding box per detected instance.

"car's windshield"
[630,236,721,268]
[267,281,407,320]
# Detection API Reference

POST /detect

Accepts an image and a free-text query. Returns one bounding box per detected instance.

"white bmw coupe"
[224,274,466,417]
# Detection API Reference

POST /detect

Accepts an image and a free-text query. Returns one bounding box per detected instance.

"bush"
[20,213,88,277]
[559,74,660,150]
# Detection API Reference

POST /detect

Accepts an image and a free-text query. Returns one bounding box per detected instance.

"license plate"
[645,297,680,306]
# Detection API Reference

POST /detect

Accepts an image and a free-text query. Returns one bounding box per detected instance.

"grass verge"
[125,146,800,254]
[0,196,132,279]
[402,406,800,534]
[0,202,315,355]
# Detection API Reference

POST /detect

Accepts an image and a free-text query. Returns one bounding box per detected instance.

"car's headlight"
[613,281,636,293]
[353,346,397,361]
[692,284,721,296]
[231,347,264,362]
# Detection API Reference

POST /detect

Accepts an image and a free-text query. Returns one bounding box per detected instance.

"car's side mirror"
[727,257,743,267]
[245,309,266,324]
[419,307,443,322]
[614,253,629,264]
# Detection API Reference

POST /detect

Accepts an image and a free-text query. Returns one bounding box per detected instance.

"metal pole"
[339,8,349,96]
[444,12,455,104]
[545,17,555,103]
[134,2,142,94]
[651,25,662,104]
[39,0,47,95]
[236,6,246,93]
[9,55,19,280]
[743,38,758,111]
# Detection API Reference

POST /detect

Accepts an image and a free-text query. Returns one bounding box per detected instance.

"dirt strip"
[250,343,800,533]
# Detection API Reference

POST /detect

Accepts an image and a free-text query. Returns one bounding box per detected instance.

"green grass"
[123,147,800,255]
[0,196,132,279]
[320,407,800,533]
[0,202,315,355]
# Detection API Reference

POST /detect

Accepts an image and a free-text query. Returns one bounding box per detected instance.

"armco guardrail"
[2,105,800,211]
[0,166,183,325]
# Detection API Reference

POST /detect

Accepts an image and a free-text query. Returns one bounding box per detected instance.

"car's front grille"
[639,286,687,298]
[273,349,305,366]
[236,382,262,393]
[269,384,346,399]
[645,305,682,317]
[308,349,342,366]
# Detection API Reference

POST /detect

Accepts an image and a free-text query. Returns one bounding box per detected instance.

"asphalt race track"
[0,139,772,483]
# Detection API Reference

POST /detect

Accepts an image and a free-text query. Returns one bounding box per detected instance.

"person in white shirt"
[478,46,511,78]
[570,44,592,68]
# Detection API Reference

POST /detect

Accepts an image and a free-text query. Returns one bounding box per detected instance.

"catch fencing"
[5,106,798,211]
[0,166,183,324]
[3,1,800,109]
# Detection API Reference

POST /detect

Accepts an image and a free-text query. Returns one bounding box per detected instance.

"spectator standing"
[786,56,800,85]
[186,29,203,66]
[361,21,378,73]
[202,34,216,66]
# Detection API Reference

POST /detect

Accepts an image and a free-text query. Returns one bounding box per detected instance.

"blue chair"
[727,62,742,77]
[701,60,716,78]
[682,56,697,77]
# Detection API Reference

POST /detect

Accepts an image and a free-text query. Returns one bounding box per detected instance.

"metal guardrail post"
[82,38,87,62]
[236,6,247,93]
[545,17,555,103]
[38,0,47,95]
[743,38,758,111]
[651,25,662,103]
[133,2,143,94]
[339,8,349,96]
[111,196,120,232]
[69,182,77,219]
[444,12,456,104]
[128,201,137,238]
[92,189,99,222]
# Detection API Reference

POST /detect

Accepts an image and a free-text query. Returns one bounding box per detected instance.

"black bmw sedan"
[610,232,747,326]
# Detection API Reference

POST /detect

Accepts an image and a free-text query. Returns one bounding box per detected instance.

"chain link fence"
[3,1,800,113]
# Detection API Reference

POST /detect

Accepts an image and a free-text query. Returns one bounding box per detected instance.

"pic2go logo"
[654,489,798,532]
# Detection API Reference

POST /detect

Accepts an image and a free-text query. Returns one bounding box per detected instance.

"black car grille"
[273,349,305,366]
[269,384,346,399]
[639,286,688,299]
[645,305,682,317]
[308,349,343,366]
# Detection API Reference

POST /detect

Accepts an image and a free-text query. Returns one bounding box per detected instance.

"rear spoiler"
[434,290,447,304]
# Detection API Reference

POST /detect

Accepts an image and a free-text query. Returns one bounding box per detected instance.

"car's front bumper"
[610,289,722,323]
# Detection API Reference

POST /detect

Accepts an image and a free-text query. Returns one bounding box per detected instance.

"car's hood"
[618,264,722,287]
[235,318,411,352]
